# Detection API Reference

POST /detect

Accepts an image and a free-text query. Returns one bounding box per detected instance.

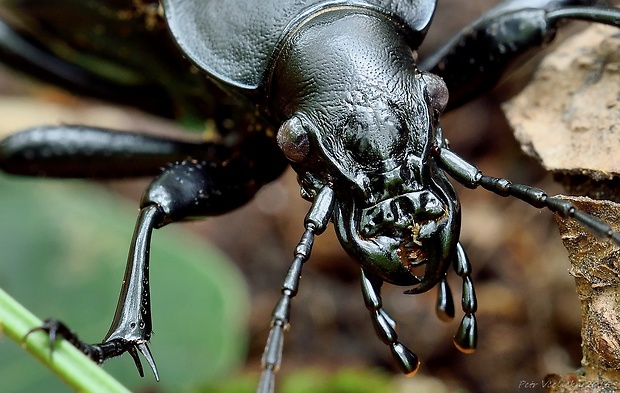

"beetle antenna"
[256,186,335,393]
[436,146,620,246]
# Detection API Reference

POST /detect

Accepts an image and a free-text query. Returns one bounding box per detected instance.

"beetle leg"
[97,204,163,379]
[360,268,420,376]
[256,186,334,393]
[24,205,163,379]
[10,126,289,378]
[0,17,179,116]
[38,149,286,378]
[435,144,620,246]
[23,196,165,380]
[0,125,232,178]
[420,0,620,109]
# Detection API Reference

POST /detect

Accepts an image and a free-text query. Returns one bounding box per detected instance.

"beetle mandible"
[0,0,619,392]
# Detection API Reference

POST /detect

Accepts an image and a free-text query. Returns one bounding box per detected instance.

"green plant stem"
[0,286,130,393]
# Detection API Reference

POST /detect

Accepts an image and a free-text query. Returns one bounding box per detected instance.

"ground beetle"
[0,0,619,392]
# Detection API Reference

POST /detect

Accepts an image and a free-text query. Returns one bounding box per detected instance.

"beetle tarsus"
[25,319,101,361]
[24,318,159,379]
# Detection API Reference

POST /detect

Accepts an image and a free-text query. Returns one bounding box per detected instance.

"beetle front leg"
[26,156,277,379]
[96,203,163,379]
[82,152,262,379]
[27,204,164,379]
[10,125,289,379]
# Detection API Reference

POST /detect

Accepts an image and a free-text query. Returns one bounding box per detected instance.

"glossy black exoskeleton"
[0,1,619,392]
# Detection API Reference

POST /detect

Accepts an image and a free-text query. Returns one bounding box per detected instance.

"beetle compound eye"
[277,116,310,162]
[421,72,449,116]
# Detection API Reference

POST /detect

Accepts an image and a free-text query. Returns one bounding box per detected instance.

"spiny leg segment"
[13,126,289,380]
[256,185,335,393]
[25,205,163,379]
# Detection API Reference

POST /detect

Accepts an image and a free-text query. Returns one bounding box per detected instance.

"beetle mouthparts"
[398,223,428,277]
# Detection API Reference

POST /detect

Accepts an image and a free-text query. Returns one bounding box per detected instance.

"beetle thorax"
[270,7,430,193]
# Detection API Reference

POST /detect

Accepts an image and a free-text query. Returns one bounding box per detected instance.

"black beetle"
[0,0,619,392]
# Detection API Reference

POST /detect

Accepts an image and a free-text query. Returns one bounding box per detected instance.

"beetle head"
[270,9,459,291]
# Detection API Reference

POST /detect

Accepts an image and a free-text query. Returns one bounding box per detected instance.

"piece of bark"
[547,197,620,393]
[503,24,620,201]
[504,25,620,393]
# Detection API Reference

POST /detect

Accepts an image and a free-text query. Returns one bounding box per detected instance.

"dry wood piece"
[504,25,620,201]
[550,197,620,393]
[503,24,620,178]
[504,25,620,393]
